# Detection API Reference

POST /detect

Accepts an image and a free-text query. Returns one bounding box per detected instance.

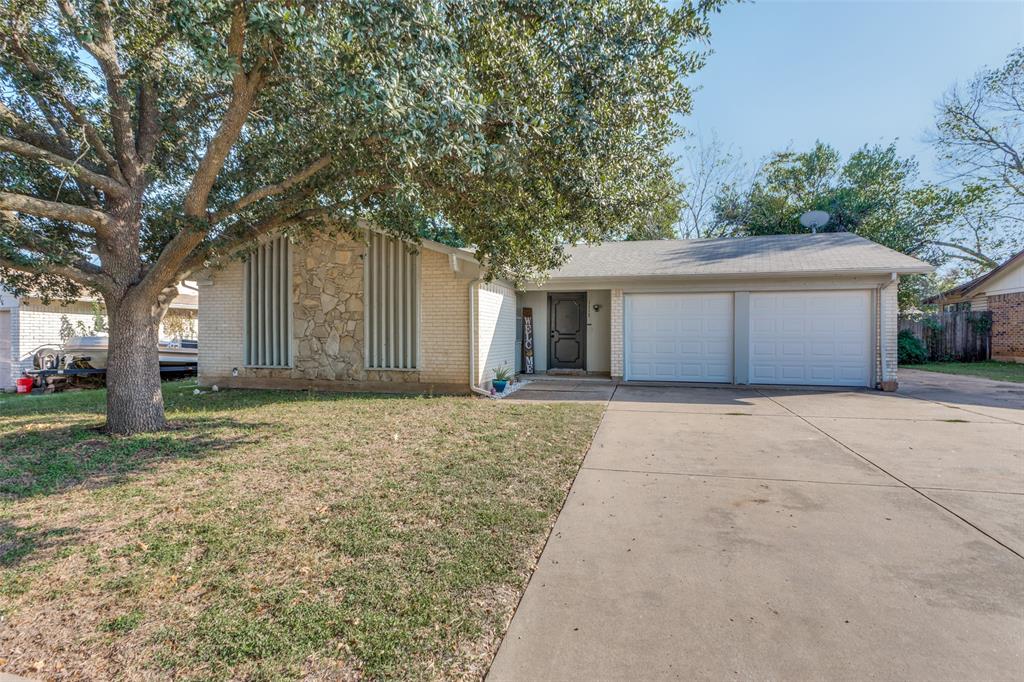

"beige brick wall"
[16,301,103,381]
[199,237,471,388]
[610,288,624,378]
[475,281,516,385]
[879,279,899,387]
[197,260,246,380]
[418,248,470,384]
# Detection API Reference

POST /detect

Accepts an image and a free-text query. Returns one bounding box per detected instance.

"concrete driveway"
[490,373,1024,681]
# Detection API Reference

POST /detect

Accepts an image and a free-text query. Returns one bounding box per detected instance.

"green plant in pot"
[492,366,514,394]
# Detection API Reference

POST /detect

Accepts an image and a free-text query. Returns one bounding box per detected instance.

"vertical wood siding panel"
[244,257,251,365]
[398,246,405,368]
[365,234,419,370]
[284,238,292,366]
[240,237,291,368]
[272,239,280,366]
[258,243,266,365]
[412,253,419,368]
[267,241,274,366]
[386,238,393,368]
[372,231,380,366]
[279,237,287,365]
[378,232,385,367]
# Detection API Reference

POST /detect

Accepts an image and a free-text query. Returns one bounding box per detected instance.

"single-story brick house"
[0,283,198,391]
[925,249,1024,363]
[197,230,932,393]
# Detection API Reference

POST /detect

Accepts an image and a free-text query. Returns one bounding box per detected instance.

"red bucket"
[15,377,34,394]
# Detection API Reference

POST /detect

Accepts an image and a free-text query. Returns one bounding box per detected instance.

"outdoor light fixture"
[592,303,602,312]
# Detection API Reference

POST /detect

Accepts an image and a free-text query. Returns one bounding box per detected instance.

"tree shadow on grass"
[0,519,83,570]
[0,414,272,502]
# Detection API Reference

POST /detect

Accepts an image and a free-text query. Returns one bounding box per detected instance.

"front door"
[548,293,586,369]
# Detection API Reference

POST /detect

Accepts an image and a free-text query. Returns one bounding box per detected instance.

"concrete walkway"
[489,377,1024,681]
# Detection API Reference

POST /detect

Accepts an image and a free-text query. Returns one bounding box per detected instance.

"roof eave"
[934,248,1024,299]
[536,265,934,286]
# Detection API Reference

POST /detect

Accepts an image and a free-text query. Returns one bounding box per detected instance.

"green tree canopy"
[710,141,972,309]
[712,142,961,252]
[0,0,720,432]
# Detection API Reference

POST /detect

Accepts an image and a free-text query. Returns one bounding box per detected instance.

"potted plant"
[491,366,513,394]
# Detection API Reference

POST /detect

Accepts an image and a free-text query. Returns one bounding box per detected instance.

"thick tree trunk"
[104,295,166,434]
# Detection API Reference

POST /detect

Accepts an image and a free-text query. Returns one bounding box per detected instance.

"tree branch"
[0,252,109,292]
[930,240,999,268]
[4,33,125,183]
[56,0,138,179]
[136,81,160,164]
[0,191,114,234]
[0,136,129,198]
[210,154,333,223]
[141,2,268,295]
[179,203,344,277]
[183,2,262,218]
[0,103,104,208]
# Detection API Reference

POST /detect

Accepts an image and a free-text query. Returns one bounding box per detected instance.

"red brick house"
[928,249,1024,363]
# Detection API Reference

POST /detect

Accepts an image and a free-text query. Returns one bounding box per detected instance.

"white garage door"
[749,291,872,387]
[626,293,733,382]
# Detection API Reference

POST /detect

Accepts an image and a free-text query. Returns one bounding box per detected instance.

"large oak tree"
[1,0,719,433]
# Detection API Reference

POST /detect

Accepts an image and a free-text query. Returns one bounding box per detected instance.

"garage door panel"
[750,291,871,387]
[627,293,733,383]
[632,296,663,315]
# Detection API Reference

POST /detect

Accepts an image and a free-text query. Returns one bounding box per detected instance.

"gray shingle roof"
[547,233,933,280]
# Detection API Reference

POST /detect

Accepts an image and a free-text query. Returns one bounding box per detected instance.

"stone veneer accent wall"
[989,292,1024,361]
[198,234,471,390]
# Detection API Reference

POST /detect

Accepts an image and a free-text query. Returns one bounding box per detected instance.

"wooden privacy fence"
[898,311,992,362]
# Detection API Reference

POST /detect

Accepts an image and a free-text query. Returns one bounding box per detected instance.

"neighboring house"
[925,249,1024,363]
[197,231,931,393]
[0,283,199,390]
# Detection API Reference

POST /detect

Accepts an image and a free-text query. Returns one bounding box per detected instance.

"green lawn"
[908,360,1024,383]
[0,381,604,680]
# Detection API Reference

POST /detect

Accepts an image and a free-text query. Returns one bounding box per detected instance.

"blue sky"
[676,0,1024,183]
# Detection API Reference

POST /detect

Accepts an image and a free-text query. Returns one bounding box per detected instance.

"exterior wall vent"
[365,232,419,370]
[244,235,292,367]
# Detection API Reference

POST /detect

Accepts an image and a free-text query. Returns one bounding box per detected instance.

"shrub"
[898,330,928,365]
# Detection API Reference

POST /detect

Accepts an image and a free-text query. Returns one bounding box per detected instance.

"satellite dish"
[799,210,830,233]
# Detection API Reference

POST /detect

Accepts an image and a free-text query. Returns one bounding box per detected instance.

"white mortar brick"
[475,281,516,384]
[880,278,899,384]
[418,248,469,384]
[610,289,624,378]
[198,260,246,379]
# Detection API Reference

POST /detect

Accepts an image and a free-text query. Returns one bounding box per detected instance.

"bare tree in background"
[676,132,746,238]
[931,47,1024,270]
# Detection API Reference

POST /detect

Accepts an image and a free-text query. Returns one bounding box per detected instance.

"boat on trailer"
[20,335,198,393]
[62,335,198,370]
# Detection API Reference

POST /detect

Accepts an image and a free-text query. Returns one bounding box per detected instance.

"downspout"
[468,277,491,397]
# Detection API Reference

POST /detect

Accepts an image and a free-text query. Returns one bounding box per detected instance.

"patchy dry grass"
[0,381,604,680]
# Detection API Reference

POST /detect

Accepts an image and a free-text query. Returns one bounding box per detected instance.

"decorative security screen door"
[548,293,586,370]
